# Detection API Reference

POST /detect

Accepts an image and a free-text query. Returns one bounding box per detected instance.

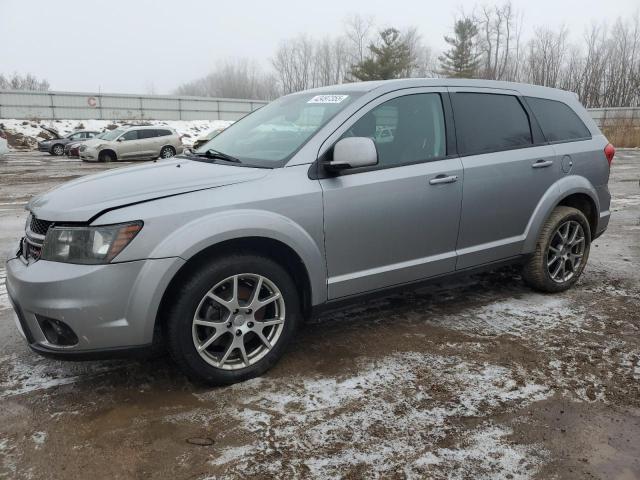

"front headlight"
[41,221,142,264]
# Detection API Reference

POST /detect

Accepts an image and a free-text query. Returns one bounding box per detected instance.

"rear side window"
[525,97,591,143]
[138,129,157,139]
[451,93,532,155]
[157,129,172,137]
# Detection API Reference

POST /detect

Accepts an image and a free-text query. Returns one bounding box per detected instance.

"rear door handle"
[532,159,553,168]
[429,174,459,185]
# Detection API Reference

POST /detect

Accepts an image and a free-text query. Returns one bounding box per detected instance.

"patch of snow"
[429,293,583,337]
[409,424,547,480]
[31,431,47,449]
[0,118,234,148]
[0,353,123,398]
[200,352,549,479]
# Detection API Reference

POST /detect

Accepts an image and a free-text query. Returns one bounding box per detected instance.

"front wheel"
[522,206,591,293]
[166,254,301,385]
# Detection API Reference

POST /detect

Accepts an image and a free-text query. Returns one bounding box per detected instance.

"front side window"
[68,132,83,140]
[525,97,591,143]
[341,93,446,168]
[196,92,362,167]
[452,93,532,155]
[121,130,139,141]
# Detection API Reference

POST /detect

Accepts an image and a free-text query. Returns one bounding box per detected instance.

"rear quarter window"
[451,93,533,155]
[525,97,591,143]
[157,129,172,137]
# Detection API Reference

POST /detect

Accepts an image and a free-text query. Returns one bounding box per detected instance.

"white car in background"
[0,129,9,156]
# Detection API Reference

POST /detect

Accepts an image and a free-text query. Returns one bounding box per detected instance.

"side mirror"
[326,137,378,171]
[116,137,124,142]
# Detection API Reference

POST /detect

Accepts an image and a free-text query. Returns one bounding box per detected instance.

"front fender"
[522,175,600,254]
[148,209,327,305]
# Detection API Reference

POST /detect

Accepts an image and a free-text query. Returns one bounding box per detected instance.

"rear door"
[450,88,560,269]
[137,129,159,158]
[320,89,463,299]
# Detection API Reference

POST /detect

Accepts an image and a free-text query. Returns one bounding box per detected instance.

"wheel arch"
[522,176,600,253]
[154,235,315,344]
[99,148,118,161]
[159,144,176,155]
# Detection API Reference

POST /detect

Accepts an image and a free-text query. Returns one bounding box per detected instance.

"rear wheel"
[51,144,64,156]
[159,146,175,159]
[522,206,590,293]
[166,253,301,385]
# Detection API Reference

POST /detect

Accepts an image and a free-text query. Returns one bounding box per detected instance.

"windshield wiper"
[196,148,242,163]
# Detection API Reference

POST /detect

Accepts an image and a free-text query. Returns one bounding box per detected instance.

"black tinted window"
[138,129,157,139]
[121,130,139,141]
[341,93,446,168]
[452,93,532,155]
[157,129,172,137]
[525,97,591,142]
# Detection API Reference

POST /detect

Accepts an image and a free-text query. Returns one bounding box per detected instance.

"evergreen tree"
[350,28,414,81]
[439,19,481,78]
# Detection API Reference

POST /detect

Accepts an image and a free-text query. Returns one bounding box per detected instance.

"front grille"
[30,216,52,236]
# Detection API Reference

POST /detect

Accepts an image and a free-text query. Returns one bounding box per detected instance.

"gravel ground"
[0,151,638,480]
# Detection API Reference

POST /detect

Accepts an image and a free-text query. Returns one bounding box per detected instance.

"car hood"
[28,158,270,222]
[81,138,110,148]
[40,126,61,139]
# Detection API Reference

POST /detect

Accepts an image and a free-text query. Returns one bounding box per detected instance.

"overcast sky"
[1,0,637,94]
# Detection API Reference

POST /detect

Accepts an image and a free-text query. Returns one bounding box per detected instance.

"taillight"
[604,143,615,167]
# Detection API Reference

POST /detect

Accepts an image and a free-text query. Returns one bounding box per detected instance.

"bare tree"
[0,72,50,91]
[524,26,569,88]
[175,59,278,100]
[475,2,520,80]
[344,13,375,67]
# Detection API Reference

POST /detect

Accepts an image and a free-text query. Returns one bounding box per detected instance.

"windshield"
[194,92,361,167]
[102,128,125,141]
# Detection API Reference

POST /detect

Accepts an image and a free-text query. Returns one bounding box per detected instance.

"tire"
[51,144,64,156]
[522,206,591,293]
[159,146,175,159]
[99,151,114,163]
[166,253,301,385]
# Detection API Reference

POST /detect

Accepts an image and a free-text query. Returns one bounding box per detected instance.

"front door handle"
[429,174,459,185]
[532,159,553,168]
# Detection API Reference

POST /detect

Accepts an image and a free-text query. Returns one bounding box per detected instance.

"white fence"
[0,90,268,121]
[0,89,638,125]
[588,107,640,127]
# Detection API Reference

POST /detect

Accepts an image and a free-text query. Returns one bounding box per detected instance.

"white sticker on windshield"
[307,95,349,104]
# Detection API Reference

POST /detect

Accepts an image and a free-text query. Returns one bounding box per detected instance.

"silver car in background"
[6,79,613,385]
[79,125,183,162]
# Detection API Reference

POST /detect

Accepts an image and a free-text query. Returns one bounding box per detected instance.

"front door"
[320,90,463,299]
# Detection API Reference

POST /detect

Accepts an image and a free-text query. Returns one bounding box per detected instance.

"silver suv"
[6,79,613,385]
[79,125,183,162]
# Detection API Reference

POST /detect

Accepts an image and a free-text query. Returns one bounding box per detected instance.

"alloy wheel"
[161,148,174,158]
[192,273,285,370]
[546,220,586,283]
[53,145,64,155]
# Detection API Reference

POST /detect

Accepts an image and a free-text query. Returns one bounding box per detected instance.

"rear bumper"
[5,255,185,358]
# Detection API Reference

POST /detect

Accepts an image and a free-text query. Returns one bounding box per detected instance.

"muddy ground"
[0,151,639,480]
